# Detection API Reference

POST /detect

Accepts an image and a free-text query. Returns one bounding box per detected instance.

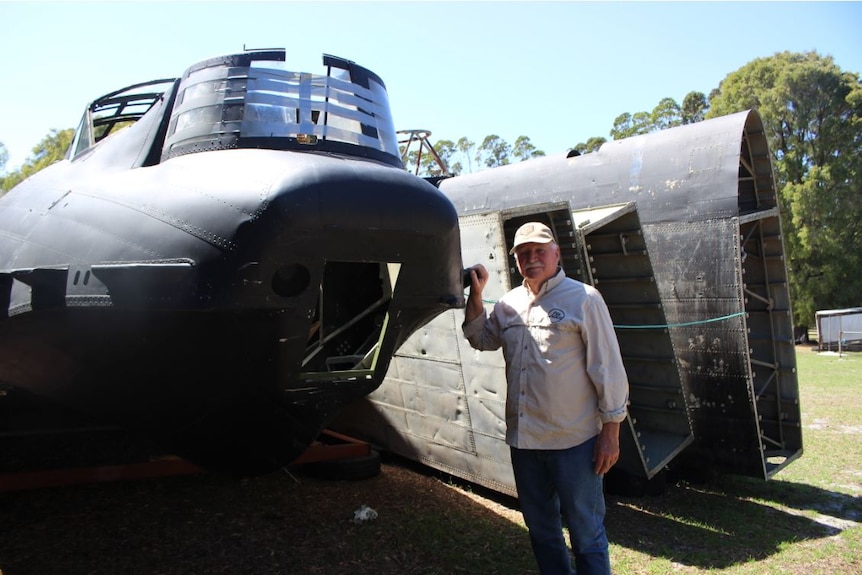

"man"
[462,222,629,575]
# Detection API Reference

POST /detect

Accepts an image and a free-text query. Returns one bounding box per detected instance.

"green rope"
[612,311,747,329]
[477,300,747,330]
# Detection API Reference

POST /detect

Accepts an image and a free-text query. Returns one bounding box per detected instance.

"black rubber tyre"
[302,449,382,481]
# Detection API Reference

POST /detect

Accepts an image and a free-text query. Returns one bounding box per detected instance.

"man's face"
[513,242,560,289]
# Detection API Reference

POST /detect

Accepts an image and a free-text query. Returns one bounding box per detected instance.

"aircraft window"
[174,105,224,134]
[245,103,294,125]
[162,56,399,165]
[181,80,229,104]
[68,78,175,159]
[69,112,94,159]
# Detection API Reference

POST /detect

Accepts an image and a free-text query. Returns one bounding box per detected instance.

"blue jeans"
[510,438,611,575]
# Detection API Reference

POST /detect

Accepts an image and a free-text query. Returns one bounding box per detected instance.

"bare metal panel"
[570,204,692,478]
[336,212,518,493]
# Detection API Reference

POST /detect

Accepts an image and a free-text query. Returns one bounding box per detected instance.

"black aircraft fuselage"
[333,110,804,494]
[0,50,464,475]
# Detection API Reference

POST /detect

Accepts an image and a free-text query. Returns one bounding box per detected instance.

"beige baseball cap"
[509,222,556,254]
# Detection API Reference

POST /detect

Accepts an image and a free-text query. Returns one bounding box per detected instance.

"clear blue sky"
[1,1,860,172]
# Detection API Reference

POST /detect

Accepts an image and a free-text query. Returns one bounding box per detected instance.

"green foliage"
[682,91,708,124]
[476,134,511,168]
[511,135,545,162]
[609,91,709,139]
[573,136,607,155]
[401,134,543,177]
[1,128,74,193]
[455,136,475,174]
[401,136,454,177]
[651,97,682,131]
[0,142,7,193]
[610,111,652,140]
[708,51,862,325]
[589,53,861,328]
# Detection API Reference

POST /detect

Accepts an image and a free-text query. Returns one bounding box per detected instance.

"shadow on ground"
[2,457,858,575]
[606,473,861,570]
[0,461,537,575]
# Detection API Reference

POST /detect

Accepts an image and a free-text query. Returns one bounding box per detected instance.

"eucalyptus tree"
[572,136,607,155]
[456,137,475,174]
[511,135,546,161]
[708,51,862,325]
[651,97,682,131]
[476,134,512,168]
[610,111,652,140]
[682,91,708,124]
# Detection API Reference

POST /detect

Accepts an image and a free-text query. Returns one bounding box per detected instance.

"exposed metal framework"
[736,120,801,475]
[398,129,451,177]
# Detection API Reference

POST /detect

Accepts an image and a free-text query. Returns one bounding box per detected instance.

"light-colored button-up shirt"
[463,268,629,450]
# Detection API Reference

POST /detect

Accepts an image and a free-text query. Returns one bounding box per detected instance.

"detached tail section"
[334,110,802,494]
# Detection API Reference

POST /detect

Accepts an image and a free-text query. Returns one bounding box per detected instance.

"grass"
[0,347,859,574]
[317,346,862,574]
[604,347,862,574]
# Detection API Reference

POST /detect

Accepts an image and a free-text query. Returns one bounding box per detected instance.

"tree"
[401,134,543,177]
[512,135,546,162]
[456,137,475,174]
[681,91,708,124]
[606,93,708,143]
[610,111,652,140]
[1,129,74,193]
[476,134,512,168]
[708,51,862,326]
[402,138,453,177]
[0,142,7,193]
[651,97,682,131]
[432,139,459,176]
[573,136,607,155]
[609,113,634,140]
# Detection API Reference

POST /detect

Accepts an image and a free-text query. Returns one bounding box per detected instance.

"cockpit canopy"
[67,50,402,168]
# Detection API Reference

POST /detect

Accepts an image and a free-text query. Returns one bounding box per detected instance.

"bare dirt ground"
[0,456,535,575]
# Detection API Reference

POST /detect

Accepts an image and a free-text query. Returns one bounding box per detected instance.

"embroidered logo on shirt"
[548,308,565,323]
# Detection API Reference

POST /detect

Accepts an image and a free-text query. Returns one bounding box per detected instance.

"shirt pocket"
[530,317,580,356]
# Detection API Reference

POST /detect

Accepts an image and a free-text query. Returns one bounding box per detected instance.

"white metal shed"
[816,308,862,352]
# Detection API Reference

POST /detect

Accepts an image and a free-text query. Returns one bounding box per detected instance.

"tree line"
[1,50,859,328]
